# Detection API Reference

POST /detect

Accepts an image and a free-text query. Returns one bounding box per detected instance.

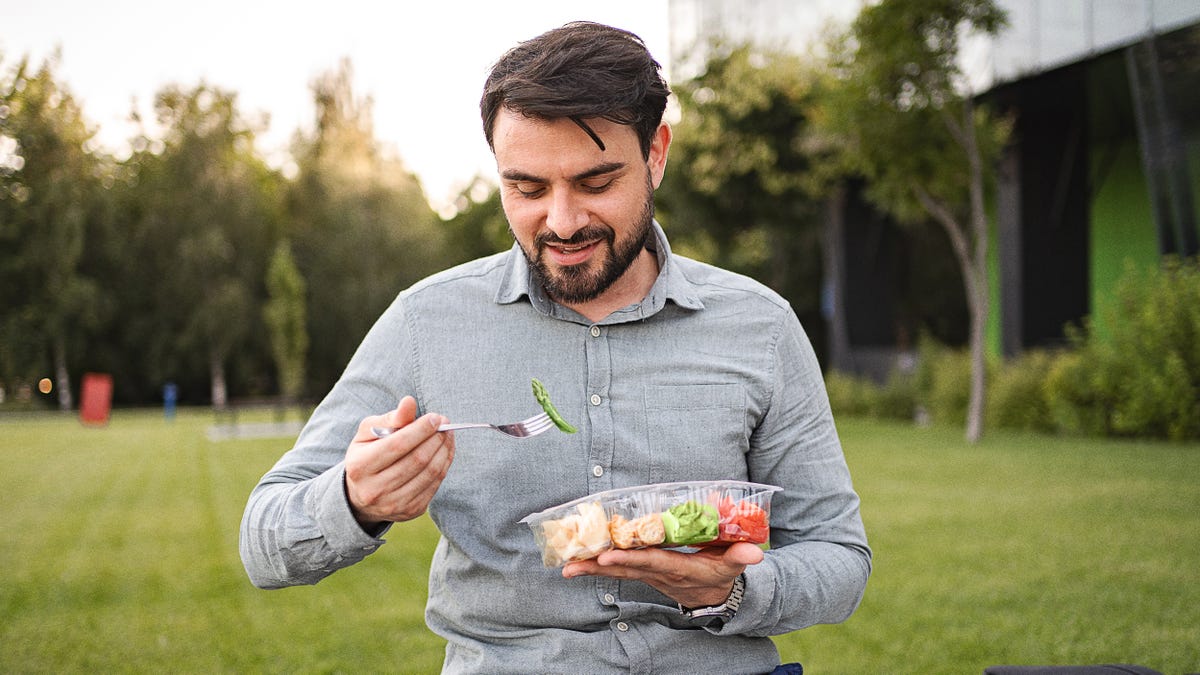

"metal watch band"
[679,573,746,621]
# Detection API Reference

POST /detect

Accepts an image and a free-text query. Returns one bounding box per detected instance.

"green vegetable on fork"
[531,378,578,434]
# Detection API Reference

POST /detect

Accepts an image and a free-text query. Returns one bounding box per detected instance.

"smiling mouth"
[556,242,594,254]
[546,240,600,265]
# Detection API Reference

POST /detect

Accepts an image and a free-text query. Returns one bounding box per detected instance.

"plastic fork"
[371,412,555,440]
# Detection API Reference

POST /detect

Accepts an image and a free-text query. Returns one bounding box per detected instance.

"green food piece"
[661,500,720,545]
[531,378,578,434]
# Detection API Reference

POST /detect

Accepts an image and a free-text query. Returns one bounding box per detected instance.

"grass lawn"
[1,410,1196,674]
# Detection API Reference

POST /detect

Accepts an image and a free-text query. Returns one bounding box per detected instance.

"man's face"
[492,110,669,305]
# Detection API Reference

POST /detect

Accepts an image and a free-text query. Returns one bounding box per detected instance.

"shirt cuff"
[306,463,388,557]
[714,560,774,634]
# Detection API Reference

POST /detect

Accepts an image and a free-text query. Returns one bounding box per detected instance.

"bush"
[824,371,877,418]
[1104,258,1200,440]
[987,349,1058,433]
[1045,257,1200,441]
[1043,342,1118,436]
[915,338,974,427]
[825,370,917,422]
[876,370,919,421]
[831,259,1200,441]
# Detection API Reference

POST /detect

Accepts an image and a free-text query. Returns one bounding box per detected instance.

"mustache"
[534,225,615,248]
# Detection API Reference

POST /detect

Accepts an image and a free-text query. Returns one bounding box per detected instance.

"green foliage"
[818,0,1011,224]
[915,336,975,426]
[1045,258,1200,441]
[0,51,459,406]
[1042,341,1118,437]
[825,370,917,421]
[287,60,446,395]
[658,43,828,324]
[0,51,107,404]
[843,259,1200,441]
[817,0,1012,443]
[439,177,511,263]
[263,241,309,401]
[120,82,281,405]
[986,349,1056,432]
[824,372,876,418]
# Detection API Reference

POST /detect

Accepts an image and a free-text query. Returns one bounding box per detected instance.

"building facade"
[666,0,1200,374]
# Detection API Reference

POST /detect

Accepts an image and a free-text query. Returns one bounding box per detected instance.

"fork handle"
[372,422,488,438]
[437,423,491,432]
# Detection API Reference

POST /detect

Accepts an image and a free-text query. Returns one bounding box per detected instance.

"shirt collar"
[494,220,705,319]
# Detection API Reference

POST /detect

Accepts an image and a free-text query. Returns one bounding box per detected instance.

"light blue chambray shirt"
[240,221,871,674]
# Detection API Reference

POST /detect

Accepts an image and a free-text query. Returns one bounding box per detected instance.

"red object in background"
[79,373,113,426]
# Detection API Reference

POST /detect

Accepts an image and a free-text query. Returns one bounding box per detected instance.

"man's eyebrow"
[573,162,626,182]
[500,162,627,184]
[500,169,543,183]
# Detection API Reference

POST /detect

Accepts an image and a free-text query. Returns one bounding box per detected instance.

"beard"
[516,182,655,305]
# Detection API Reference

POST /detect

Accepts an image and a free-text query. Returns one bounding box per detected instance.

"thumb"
[723,542,765,568]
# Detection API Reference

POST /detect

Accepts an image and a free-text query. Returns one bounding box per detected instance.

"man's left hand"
[561,542,764,609]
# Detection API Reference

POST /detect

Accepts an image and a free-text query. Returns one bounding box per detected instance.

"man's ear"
[648,123,672,189]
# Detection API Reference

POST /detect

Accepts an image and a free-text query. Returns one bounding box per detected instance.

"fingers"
[347,425,454,522]
[354,406,446,476]
[345,397,455,523]
[372,424,454,511]
[562,543,765,608]
[577,542,762,578]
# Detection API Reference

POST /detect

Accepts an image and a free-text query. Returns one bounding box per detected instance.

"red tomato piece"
[717,497,770,543]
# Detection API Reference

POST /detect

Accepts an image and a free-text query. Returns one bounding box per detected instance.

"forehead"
[492,109,641,174]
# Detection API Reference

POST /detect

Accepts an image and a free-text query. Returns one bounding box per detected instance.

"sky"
[0,0,671,214]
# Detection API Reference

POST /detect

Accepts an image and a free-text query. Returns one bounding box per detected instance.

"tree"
[439,176,510,263]
[287,59,445,394]
[263,240,308,402]
[0,51,106,410]
[658,43,831,337]
[126,83,281,408]
[817,0,1010,442]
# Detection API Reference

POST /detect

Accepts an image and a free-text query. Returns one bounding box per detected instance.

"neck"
[560,248,660,323]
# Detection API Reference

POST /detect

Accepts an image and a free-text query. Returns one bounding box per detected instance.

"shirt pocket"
[644,383,750,483]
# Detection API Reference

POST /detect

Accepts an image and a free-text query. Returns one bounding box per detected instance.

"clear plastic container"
[521,480,781,567]
[522,498,613,567]
[712,481,781,545]
[606,487,667,550]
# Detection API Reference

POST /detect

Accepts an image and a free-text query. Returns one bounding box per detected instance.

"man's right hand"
[344,396,455,527]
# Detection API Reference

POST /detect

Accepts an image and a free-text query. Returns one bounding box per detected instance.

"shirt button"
[616,621,629,632]
[590,325,601,337]
[603,593,616,604]
[592,465,604,477]
[590,394,602,406]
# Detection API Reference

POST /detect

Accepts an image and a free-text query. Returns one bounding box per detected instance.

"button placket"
[584,322,613,492]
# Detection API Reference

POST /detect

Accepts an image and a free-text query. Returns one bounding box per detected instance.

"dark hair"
[480,21,670,158]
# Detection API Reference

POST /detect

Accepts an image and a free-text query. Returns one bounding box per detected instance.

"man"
[240,21,870,673]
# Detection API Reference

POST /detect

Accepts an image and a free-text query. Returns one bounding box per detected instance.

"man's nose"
[545,190,589,239]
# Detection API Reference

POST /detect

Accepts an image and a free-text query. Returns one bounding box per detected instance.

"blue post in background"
[163,382,177,421]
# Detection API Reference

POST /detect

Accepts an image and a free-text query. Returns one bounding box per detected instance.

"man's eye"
[514,182,545,198]
[580,178,614,193]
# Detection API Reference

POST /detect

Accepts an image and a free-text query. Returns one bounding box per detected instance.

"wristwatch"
[679,573,745,628]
